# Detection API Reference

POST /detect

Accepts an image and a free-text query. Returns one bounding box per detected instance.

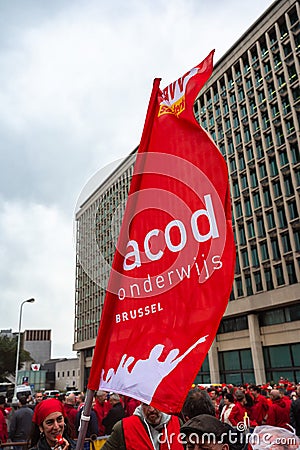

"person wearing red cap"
[30,398,76,450]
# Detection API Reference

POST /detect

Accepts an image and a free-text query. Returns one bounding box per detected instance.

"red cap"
[32,398,66,426]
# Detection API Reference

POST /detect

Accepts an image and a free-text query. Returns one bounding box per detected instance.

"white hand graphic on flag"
[100,334,209,403]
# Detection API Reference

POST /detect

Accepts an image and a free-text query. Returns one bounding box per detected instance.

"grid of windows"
[196,0,300,301]
[75,160,134,343]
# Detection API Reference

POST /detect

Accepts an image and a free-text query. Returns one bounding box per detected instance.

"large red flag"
[88,50,235,413]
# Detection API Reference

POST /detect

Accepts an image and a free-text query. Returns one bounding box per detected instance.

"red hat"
[33,398,66,426]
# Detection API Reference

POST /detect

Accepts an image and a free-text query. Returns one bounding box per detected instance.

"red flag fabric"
[88,50,235,413]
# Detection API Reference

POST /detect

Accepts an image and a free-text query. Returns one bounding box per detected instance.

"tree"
[0,334,32,381]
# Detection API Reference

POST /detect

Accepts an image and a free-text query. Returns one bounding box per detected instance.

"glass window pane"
[259,309,285,326]
[292,344,300,366]
[269,345,292,368]
[240,349,253,369]
[225,373,242,385]
[223,350,240,370]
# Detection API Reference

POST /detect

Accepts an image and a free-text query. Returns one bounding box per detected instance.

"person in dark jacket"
[290,385,300,436]
[30,398,75,450]
[9,396,33,450]
[102,393,125,435]
[75,400,99,438]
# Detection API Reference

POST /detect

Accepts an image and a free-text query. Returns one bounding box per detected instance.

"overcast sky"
[0,0,275,359]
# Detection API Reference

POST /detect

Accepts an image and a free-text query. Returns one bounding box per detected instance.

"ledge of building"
[225,284,299,317]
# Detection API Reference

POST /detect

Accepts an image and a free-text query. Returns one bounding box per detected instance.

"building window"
[254,271,263,292]
[241,249,249,268]
[235,254,241,275]
[194,355,210,384]
[239,225,246,245]
[251,246,259,267]
[233,182,240,198]
[263,189,272,207]
[263,343,300,384]
[279,150,289,166]
[235,202,242,218]
[245,199,252,217]
[260,242,269,261]
[286,261,297,284]
[273,181,282,198]
[253,192,261,209]
[277,206,287,228]
[245,275,253,295]
[256,141,263,159]
[219,349,254,385]
[240,105,247,118]
[265,268,274,290]
[259,163,267,178]
[236,277,243,297]
[230,158,237,173]
[259,305,300,326]
[284,175,294,196]
[276,129,285,146]
[218,316,248,333]
[269,157,278,176]
[235,132,242,145]
[275,264,285,286]
[247,147,254,161]
[266,211,276,229]
[241,174,248,189]
[247,221,255,238]
[250,170,258,188]
[257,218,266,237]
[290,144,300,164]
[265,134,273,148]
[281,234,291,253]
[271,238,281,260]
[294,230,300,251]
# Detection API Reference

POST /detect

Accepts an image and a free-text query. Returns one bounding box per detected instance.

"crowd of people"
[0,377,299,450]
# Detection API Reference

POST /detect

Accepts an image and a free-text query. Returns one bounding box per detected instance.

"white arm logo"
[99,335,209,403]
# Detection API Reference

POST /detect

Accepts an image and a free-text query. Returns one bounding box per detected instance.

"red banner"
[88,50,235,413]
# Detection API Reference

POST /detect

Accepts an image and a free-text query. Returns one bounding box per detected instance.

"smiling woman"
[30,399,76,450]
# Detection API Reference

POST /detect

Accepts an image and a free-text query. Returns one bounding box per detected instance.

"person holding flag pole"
[75,49,235,450]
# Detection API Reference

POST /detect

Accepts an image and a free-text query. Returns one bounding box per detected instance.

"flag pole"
[75,388,95,450]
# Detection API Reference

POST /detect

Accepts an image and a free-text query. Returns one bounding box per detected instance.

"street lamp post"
[12,298,35,404]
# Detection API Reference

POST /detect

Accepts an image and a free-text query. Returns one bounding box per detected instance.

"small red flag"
[88,51,235,413]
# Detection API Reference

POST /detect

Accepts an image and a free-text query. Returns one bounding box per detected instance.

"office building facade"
[74,0,300,389]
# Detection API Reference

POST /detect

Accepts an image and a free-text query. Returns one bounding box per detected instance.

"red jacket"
[0,408,8,443]
[266,398,290,430]
[123,414,184,449]
[94,399,111,436]
[251,394,269,425]
[229,401,247,426]
[63,403,78,438]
